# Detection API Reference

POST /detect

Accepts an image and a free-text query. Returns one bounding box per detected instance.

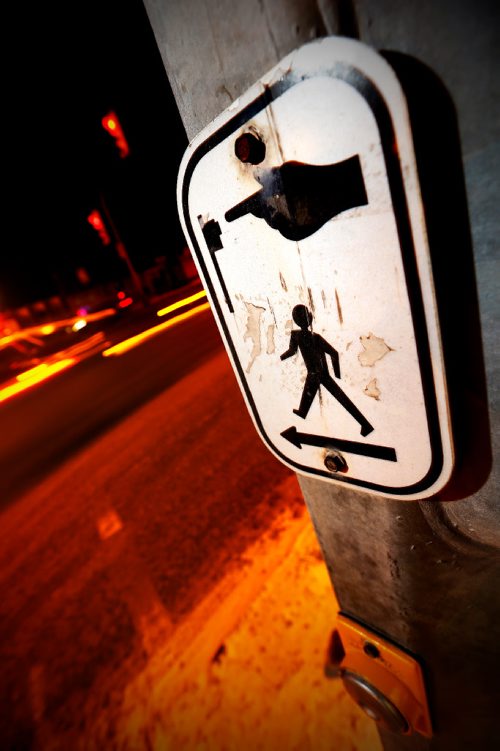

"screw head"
[363,642,380,659]
[324,451,348,473]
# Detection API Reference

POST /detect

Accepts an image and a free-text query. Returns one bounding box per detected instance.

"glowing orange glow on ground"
[102,301,211,357]
[156,289,207,317]
[107,495,380,750]
[0,358,76,403]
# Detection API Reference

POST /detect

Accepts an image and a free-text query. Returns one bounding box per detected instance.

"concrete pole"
[142,1,499,748]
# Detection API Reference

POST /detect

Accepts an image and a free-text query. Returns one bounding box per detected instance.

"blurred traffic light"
[101,111,130,158]
[87,209,111,245]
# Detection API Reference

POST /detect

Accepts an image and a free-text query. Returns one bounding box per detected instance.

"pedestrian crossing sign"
[177,36,454,500]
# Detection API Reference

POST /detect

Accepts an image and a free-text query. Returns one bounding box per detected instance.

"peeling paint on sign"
[266,324,276,355]
[244,302,265,373]
[364,378,381,400]
[358,333,393,367]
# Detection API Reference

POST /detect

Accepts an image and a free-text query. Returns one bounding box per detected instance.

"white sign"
[177,37,454,500]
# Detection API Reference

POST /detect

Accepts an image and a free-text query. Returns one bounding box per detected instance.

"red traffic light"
[101,111,130,158]
[87,209,111,245]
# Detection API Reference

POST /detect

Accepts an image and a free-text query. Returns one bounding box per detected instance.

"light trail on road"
[102,301,211,357]
[0,309,117,351]
[0,291,210,406]
[0,334,110,405]
[0,358,76,403]
[156,289,206,318]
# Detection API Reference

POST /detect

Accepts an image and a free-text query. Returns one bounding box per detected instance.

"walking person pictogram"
[280,305,374,437]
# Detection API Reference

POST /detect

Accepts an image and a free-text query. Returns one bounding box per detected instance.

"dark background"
[5,0,187,309]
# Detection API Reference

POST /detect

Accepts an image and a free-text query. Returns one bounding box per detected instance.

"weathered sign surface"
[177,36,454,500]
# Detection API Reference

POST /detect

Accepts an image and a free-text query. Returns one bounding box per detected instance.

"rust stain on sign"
[358,333,393,367]
[335,289,343,325]
[279,272,288,292]
[364,378,381,400]
[308,287,315,314]
[267,297,277,325]
[244,302,266,373]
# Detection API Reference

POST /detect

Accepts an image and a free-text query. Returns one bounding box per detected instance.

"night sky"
[5,0,188,309]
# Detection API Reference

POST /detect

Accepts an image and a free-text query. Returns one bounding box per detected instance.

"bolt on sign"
[177,37,454,500]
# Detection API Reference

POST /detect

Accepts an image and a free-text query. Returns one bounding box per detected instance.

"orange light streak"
[61,332,108,358]
[0,309,117,351]
[102,301,211,357]
[156,289,207,317]
[16,363,49,382]
[0,358,76,404]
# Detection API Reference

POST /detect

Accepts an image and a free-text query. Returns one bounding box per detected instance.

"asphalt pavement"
[0,310,297,749]
[0,285,376,750]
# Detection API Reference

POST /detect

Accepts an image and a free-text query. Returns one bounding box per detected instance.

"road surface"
[0,304,301,749]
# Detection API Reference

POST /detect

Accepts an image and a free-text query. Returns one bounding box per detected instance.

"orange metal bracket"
[326,614,432,738]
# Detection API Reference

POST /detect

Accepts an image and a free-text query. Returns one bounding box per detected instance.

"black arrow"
[280,426,397,462]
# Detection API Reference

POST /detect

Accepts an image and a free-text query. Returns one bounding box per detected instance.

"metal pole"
[142,1,499,748]
[99,193,148,305]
